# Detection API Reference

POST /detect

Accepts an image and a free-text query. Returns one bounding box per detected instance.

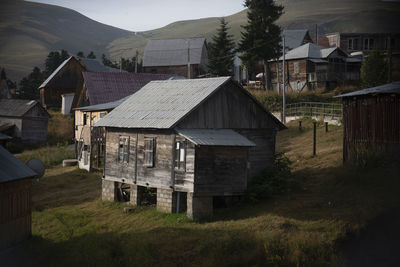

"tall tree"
[44,50,69,75]
[76,51,85,58]
[208,18,236,76]
[238,0,283,89]
[1,68,6,80]
[19,67,44,99]
[87,51,96,59]
[360,48,388,88]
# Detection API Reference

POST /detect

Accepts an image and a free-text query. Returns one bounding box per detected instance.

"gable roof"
[82,72,175,106]
[0,99,48,117]
[176,129,256,147]
[279,43,343,60]
[334,82,400,98]
[74,95,130,112]
[0,146,37,183]
[282,29,312,50]
[143,38,207,67]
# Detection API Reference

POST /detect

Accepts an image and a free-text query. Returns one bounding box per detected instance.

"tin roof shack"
[143,38,208,78]
[335,82,400,163]
[0,146,37,250]
[0,99,50,143]
[38,56,120,110]
[269,43,361,92]
[96,77,285,219]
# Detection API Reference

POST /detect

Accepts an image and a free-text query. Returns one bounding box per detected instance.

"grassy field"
[18,118,400,266]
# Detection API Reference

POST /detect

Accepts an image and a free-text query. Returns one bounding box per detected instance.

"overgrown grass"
[17,146,74,168]
[47,110,74,145]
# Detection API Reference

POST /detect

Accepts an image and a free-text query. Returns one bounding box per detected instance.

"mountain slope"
[0,0,132,81]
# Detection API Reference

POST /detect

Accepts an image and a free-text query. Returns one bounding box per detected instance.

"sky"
[28,0,246,32]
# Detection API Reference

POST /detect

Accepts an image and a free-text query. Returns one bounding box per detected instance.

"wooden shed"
[95,77,285,219]
[0,99,50,143]
[335,82,400,163]
[0,146,37,250]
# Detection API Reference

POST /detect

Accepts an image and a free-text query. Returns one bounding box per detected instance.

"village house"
[74,72,175,171]
[143,38,209,78]
[269,43,361,92]
[335,82,400,163]
[95,77,285,219]
[0,99,50,143]
[0,146,37,250]
[38,56,121,111]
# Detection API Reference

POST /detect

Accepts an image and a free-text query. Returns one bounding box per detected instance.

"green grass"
[20,119,400,266]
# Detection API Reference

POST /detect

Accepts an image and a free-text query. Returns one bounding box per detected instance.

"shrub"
[246,153,294,202]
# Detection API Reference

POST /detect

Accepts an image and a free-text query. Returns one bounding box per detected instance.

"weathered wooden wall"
[21,118,48,142]
[343,94,400,163]
[0,179,32,250]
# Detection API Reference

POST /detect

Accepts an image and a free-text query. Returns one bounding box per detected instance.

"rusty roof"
[82,72,175,105]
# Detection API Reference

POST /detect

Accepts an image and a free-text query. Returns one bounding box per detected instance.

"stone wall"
[102,179,116,201]
[156,188,176,213]
[187,193,213,219]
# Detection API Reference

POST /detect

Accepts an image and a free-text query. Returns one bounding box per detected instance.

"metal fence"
[285,102,342,119]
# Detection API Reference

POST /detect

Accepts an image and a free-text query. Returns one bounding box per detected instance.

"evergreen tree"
[238,0,283,89]
[87,51,96,59]
[360,48,388,88]
[77,51,85,58]
[60,49,70,61]
[102,54,119,69]
[19,67,44,99]
[208,18,236,76]
[44,50,69,75]
[1,68,6,80]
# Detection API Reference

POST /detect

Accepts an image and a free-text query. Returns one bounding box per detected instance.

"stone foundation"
[187,193,213,219]
[157,188,176,213]
[102,179,116,201]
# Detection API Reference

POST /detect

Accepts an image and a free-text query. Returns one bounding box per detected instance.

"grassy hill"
[0,0,132,81]
[1,0,400,82]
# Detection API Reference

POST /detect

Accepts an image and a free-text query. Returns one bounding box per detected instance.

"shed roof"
[95,77,231,129]
[82,72,174,105]
[143,38,206,67]
[334,82,400,98]
[279,43,340,60]
[74,96,130,112]
[0,146,37,183]
[176,129,256,147]
[282,29,311,50]
[0,99,46,117]
[0,132,12,140]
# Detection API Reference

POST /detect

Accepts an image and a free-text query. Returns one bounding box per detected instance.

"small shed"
[335,82,400,163]
[95,77,285,219]
[0,99,50,143]
[0,146,37,250]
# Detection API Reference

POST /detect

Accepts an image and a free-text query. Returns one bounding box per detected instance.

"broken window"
[119,136,129,163]
[175,141,186,170]
[144,138,155,167]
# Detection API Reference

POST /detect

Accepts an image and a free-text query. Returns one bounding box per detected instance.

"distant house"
[0,146,37,250]
[269,43,361,92]
[38,56,121,110]
[95,77,285,219]
[143,38,208,78]
[335,82,400,163]
[0,99,50,143]
[74,72,175,171]
[282,29,313,51]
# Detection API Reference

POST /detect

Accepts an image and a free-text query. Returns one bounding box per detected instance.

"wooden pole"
[299,121,302,131]
[325,122,328,133]
[313,122,317,156]
[282,35,286,124]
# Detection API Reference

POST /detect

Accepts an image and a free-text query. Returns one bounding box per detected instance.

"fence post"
[299,120,302,131]
[325,122,328,133]
[313,121,317,156]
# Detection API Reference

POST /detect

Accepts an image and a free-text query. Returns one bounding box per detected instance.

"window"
[354,39,359,50]
[293,62,299,74]
[348,39,353,50]
[144,138,155,167]
[83,113,87,125]
[175,141,186,170]
[364,38,374,50]
[99,112,106,118]
[119,136,129,163]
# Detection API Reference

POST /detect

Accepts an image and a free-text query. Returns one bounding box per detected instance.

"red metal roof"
[82,72,175,105]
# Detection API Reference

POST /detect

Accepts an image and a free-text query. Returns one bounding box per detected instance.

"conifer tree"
[208,18,236,76]
[360,48,388,88]
[87,51,96,59]
[238,0,283,89]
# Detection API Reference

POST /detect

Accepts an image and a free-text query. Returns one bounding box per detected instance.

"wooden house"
[95,77,285,219]
[143,38,208,78]
[74,72,175,171]
[38,56,120,110]
[335,82,400,163]
[0,146,37,250]
[0,99,50,143]
[269,43,361,92]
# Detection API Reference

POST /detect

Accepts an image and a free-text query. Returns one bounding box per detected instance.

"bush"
[246,153,294,202]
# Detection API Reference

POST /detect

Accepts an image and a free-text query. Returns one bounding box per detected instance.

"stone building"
[95,77,285,219]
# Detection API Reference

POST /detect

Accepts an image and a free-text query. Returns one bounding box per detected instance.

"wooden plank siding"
[0,179,32,250]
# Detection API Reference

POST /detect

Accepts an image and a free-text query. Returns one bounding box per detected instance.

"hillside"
[1,0,400,82]
[0,0,132,81]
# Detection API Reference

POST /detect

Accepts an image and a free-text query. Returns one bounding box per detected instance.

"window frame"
[174,140,186,171]
[118,136,130,163]
[293,62,299,74]
[144,138,155,167]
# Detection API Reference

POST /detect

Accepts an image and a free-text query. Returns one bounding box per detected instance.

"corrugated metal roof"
[95,77,231,129]
[0,99,41,117]
[83,72,174,105]
[79,58,122,72]
[282,29,310,50]
[143,38,206,67]
[279,43,338,60]
[334,82,400,98]
[74,96,130,112]
[0,146,37,183]
[176,129,256,147]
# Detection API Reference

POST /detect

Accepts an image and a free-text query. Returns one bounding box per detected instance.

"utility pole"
[315,24,318,45]
[187,40,191,79]
[282,35,286,124]
[135,49,138,73]
[388,35,392,83]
